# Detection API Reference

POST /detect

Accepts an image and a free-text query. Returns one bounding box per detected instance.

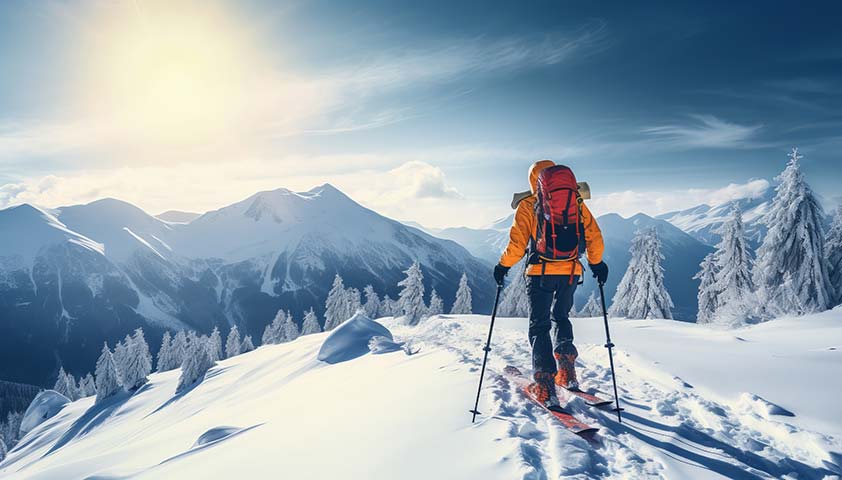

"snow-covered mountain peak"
[0,203,103,265]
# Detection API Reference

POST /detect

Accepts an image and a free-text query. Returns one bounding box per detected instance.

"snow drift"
[316,311,393,364]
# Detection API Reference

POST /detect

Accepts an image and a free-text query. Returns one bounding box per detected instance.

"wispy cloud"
[588,179,771,218]
[643,114,763,149]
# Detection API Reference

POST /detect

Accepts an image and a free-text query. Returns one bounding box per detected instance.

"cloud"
[587,179,771,218]
[643,115,763,149]
[384,162,462,199]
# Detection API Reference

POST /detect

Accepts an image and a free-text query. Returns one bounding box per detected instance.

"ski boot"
[554,343,579,390]
[526,371,561,409]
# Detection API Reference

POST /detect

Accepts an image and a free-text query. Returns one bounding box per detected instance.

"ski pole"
[469,284,503,423]
[598,282,624,423]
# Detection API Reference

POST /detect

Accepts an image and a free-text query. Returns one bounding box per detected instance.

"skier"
[494,160,608,408]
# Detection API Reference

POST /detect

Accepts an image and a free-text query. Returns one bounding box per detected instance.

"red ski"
[503,365,598,438]
[562,387,613,408]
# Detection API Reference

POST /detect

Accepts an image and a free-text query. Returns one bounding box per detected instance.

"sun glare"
[82,3,256,145]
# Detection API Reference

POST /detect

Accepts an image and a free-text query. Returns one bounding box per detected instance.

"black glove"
[493,264,510,286]
[589,261,609,285]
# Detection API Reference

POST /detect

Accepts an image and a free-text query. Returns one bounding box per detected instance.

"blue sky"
[0,0,840,227]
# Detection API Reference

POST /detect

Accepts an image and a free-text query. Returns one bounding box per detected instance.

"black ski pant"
[527,275,578,375]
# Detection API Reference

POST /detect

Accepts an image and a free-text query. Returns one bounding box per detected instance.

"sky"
[0,0,841,228]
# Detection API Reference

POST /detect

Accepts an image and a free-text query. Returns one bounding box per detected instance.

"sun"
[81,2,256,146]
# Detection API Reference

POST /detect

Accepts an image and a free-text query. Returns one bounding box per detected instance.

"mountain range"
[0,185,493,387]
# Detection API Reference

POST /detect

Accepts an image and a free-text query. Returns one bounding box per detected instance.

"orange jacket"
[499,160,604,276]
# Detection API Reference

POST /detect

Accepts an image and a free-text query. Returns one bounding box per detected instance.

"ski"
[503,365,598,438]
[561,386,613,408]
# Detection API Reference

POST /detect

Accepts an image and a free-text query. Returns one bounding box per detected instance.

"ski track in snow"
[392,316,842,480]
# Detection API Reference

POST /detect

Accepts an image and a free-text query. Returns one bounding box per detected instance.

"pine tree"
[324,275,348,331]
[427,288,444,317]
[53,367,77,400]
[381,296,397,317]
[208,327,223,362]
[225,326,242,358]
[581,291,602,317]
[826,206,842,306]
[121,328,152,390]
[240,335,255,353]
[694,254,719,324]
[95,343,122,403]
[711,206,757,325]
[301,308,322,335]
[498,262,530,317]
[171,330,188,367]
[610,228,674,319]
[113,336,130,384]
[0,436,7,463]
[263,310,286,344]
[363,285,381,319]
[346,288,362,317]
[281,311,300,342]
[156,331,177,372]
[79,373,96,397]
[398,261,426,325]
[177,335,215,394]
[450,273,473,314]
[754,148,833,314]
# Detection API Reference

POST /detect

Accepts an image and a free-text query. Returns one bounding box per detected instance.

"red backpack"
[530,165,586,264]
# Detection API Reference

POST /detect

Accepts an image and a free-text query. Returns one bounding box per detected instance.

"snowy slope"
[3,311,841,479]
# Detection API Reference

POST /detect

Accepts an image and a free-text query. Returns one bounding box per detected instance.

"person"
[495,160,608,408]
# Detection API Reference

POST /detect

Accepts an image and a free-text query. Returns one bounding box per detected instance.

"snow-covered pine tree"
[610,228,674,320]
[581,291,602,317]
[826,206,842,306]
[262,310,285,345]
[380,296,396,317]
[79,373,97,397]
[177,335,215,394]
[281,311,300,342]
[301,308,321,335]
[498,261,530,317]
[95,343,122,403]
[53,367,78,400]
[450,273,473,314]
[240,335,255,353]
[0,436,6,462]
[694,254,719,324]
[346,288,362,317]
[208,327,223,362]
[755,148,833,314]
[171,330,188,366]
[569,301,580,318]
[225,326,242,358]
[427,288,444,317]
[712,206,757,325]
[363,285,381,319]
[121,328,152,390]
[324,274,348,331]
[156,331,176,372]
[113,336,130,384]
[398,261,426,325]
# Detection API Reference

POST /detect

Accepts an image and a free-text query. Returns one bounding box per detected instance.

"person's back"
[494,160,608,408]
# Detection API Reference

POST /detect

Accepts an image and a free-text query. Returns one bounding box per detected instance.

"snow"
[316,311,393,363]
[0,204,103,265]
[19,391,70,436]
[3,312,841,479]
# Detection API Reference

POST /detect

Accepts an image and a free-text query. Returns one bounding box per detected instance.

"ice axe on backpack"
[511,182,590,209]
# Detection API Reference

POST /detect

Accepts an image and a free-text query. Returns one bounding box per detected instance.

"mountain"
[156,210,201,223]
[405,216,511,265]
[0,185,493,387]
[3,311,840,478]
[656,188,775,248]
